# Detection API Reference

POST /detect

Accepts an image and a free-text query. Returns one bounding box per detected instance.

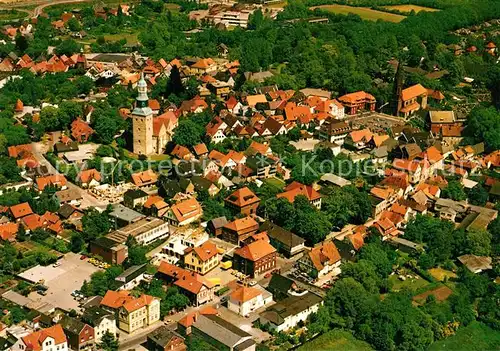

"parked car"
[80,255,87,260]
[249,280,257,286]
[53,262,61,268]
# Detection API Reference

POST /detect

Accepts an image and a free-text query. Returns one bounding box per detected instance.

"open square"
[21,253,102,311]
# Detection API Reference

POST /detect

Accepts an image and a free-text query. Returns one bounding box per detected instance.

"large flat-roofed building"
[106,217,169,245]
[90,237,128,265]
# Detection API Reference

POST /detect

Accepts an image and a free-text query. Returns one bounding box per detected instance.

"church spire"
[136,71,149,108]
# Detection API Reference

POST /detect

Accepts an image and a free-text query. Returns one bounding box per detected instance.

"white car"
[249,280,257,286]
[53,262,61,268]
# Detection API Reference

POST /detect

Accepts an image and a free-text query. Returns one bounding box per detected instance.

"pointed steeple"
[136,71,149,108]
[132,71,153,117]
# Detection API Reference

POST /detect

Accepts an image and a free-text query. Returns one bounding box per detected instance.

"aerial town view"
[0,0,499,350]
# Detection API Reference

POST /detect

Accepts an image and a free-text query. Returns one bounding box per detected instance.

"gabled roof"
[338,91,375,104]
[10,202,33,219]
[230,286,261,303]
[234,239,276,261]
[131,169,158,187]
[401,84,427,101]
[187,241,218,262]
[349,128,373,143]
[122,294,156,313]
[223,216,258,233]
[277,181,321,203]
[170,198,202,223]
[36,175,67,191]
[246,94,267,107]
[101,290,134,309]
[78,169,101,184]
[306,241,340,271]
[225,187,260,208]
[22,325,66,351]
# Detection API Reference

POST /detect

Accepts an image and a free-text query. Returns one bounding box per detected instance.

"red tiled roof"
[189,241,218,262]
[277,181,321,203]
[234,239,276,261]
[230,286,261,303]
[170,198,202,223]
[10,202,33,219]
[36,175,67,191]
[78,169,101,184]
[307,241,341,271]
[401,84,427,101]
[101,290,133,309]
[22,325,66,351]
[0,222,18,241]
[225,187,260,208]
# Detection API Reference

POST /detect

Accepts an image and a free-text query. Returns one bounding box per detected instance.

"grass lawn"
[429,268,457,281]
[429,322,500,351]
[310,4,406,23]
[388,273,430,292]
[382,4,440,13]
[263,177,286,190]
[0,9,26,21]
[264,0,287,9]
[298,329,373,351]
[164,3,181,12]
[103,32,139,45]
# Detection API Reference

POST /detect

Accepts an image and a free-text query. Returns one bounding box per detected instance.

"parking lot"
[21,252,102,311]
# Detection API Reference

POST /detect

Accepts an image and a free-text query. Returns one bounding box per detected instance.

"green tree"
[465,230,492,256]
[82,208,111,242]
[442,180,466,201]
[98,331,119,351]
[166,65,184,97]
[172,119,204,147]
[70,232,85,253]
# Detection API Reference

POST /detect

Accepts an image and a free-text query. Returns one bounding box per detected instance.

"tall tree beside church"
[166,65,184,97]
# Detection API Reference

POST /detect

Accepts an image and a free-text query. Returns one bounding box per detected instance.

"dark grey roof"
[267,274,294,295]
[54,142,79,153]
[109,204,145,223]
[61,316,87,335]
[260,221,304,249]
[190,175,214,192]
[0,337,13,351]
[193,314,252,348]
[260,292,322,325]
[124,189,148,200]
[58,203,78,219]
[115,264,147,283]
[82,306,114,327]
[148,326,184,347]
[92,236,120,250]
[208,217,228,229]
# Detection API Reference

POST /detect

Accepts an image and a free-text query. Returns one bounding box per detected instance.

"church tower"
[132,72,153,156]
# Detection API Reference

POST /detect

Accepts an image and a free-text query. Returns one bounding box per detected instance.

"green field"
[310,4,406,23]
[429,322,500,351]
[388,274,430,292]
[298,329,373,351]
[263,177,286,190]
[0,9,26,21]
[382,4,440,13]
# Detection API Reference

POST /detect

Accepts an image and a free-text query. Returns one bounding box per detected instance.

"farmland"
[310,4,406,23]
[382,4,440,13]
